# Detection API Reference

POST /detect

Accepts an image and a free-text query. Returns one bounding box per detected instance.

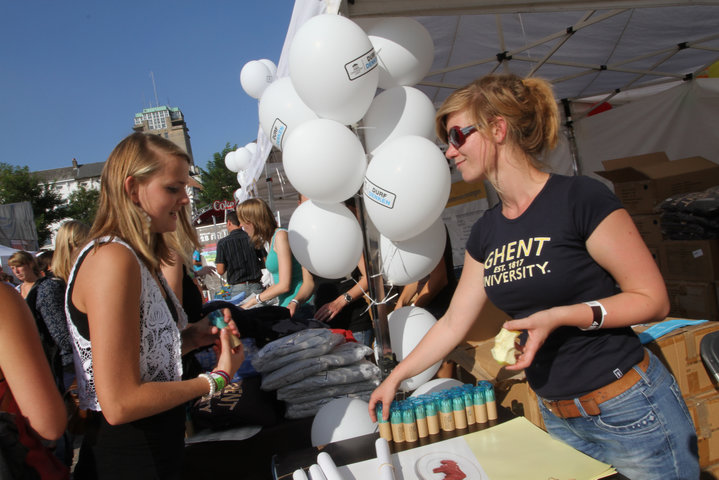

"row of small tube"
[376,381,498,443]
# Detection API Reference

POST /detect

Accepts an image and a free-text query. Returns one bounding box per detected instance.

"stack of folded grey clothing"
[656,186,719,240]
[251,328,381,419]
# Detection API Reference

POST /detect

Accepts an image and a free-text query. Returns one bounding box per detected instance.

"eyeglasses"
[447,125,477,149]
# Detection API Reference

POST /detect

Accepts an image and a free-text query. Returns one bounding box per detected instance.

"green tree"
[196,143,239,208]
[66,184,100,226]
[0,163,66,247]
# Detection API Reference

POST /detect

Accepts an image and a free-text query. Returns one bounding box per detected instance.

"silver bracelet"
[199,373,215,396]
[290,298,300,306]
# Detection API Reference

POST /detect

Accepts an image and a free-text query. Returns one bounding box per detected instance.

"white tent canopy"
[248,0,719,179]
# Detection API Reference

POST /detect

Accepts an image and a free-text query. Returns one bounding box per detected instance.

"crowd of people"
[0,72,701,480]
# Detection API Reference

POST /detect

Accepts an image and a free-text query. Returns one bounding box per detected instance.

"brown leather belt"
[542,350,650,419]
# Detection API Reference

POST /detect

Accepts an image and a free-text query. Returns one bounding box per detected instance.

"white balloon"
[356,17,434,89]
[237,170,252,189]
[311,398,377,447]
[224,150,240,172]
[288,201,363,279]
[388,306,441,392]
[240,60,273,99]
[410,378,464,397]
[289,14,379,125]
[364,136,451,241]
[233,188,244,203]
[245,142,258,157]
[258,77,318,150]
[234,147,252,172]
[258,58,277,80]
[283,118,367,204]
[380,218,446,286]
[363,86,436,154]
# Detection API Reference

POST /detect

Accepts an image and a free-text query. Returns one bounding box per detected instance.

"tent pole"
[561,98,581,176]
[353,123,396,379]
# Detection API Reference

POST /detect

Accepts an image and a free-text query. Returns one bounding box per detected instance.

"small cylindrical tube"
[376,402,392,442]
[390,402,405,443]
[462,388,476,425]
[424,398,440,435]
[439,395,455,432]
[414,400,429,438]
[473,385,488,424]
[402,405,418,442]
[451,392,468,429]
[480,381,498,420]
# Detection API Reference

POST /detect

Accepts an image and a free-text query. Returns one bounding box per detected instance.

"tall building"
[132,105,201,210]
[132,105,195,164]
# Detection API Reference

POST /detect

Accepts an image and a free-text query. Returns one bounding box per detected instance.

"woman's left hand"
[501,309,557,370]
[314,297,345,323]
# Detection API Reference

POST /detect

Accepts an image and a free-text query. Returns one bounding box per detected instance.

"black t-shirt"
[215,228,263,285]
[467,174,643,399]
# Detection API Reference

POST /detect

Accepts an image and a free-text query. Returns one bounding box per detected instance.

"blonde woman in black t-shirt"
[369,73,698,480]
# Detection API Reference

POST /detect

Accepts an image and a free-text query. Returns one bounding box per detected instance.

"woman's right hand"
[368,375,401,422]
[215,327,245,376]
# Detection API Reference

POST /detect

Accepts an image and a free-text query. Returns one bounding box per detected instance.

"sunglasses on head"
[447,125,477,149]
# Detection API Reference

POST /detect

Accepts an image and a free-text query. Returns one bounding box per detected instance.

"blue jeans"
[352,329,374,348]
[537,349,699,480]
[230,282,263,300]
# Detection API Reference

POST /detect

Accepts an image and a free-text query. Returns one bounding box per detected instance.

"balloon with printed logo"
[363,86,436,154]
[259,77,318,151]
[233,147,252,172]
[288,200,363,279]
[388,306,441,392]
[364,135,450,241]
[258,59,277,81]
[240,60,273,99]
[355,17,434,89]
[283,118,367,204]
[289,14,379,125]
[380,217,446,286]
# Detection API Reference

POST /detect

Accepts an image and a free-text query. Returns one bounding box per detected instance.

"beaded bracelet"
[214,369,231,385]
[199,373,216,396]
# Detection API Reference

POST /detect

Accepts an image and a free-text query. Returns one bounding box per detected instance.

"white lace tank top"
[65,237,187,411]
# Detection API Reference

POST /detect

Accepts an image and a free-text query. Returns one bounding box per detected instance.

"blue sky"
[0,1,295,173]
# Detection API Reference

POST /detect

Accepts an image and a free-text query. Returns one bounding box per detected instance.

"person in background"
[287,195,373,346]
[369,73,698,479]
[8,250,41,298]
[66,132,244,479]
[37,250,55,277]
[214,211,264,302]
[51,220,91,388]
[236,198,308,309]
[192,249,203,273]
[0,282,69,479]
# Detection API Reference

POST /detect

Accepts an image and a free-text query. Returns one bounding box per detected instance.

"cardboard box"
[659,240,719,281]
[496,377,545,431]
[633,320,719,398]
[686,392,719,468]
[665,280,719,321]
[632,213,663,247]
[596,153,719,214]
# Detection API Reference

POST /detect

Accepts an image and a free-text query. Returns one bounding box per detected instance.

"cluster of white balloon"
[240,15,451,391]
[230,59,280,203]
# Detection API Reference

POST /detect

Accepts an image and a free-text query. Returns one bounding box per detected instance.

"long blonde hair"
[52,220,90,282]
[435,73,560,174]
[235,198,277,249]
[89,132,191,271]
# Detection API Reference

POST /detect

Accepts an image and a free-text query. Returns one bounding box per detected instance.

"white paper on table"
[338,435,489,480]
